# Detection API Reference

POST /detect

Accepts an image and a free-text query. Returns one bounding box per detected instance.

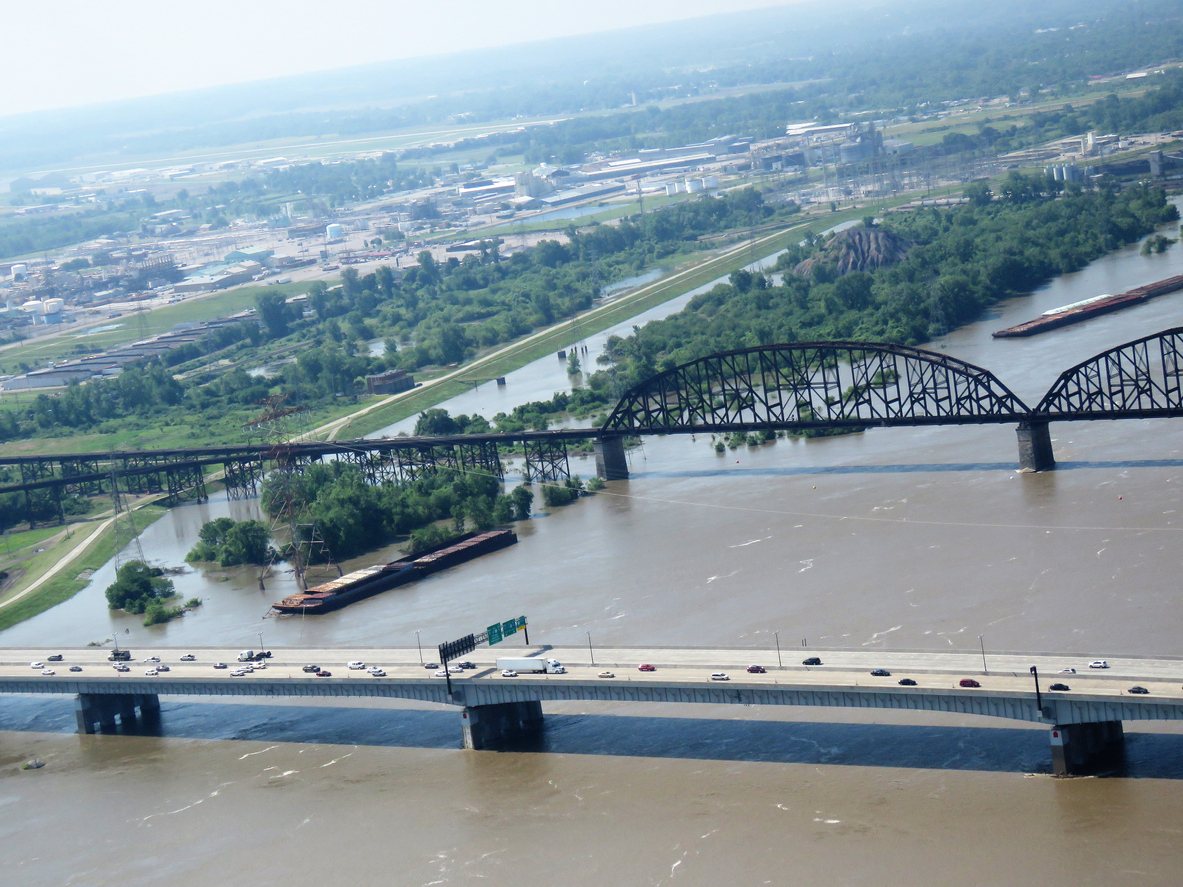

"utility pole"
[587,631,594,666]
[774,631,783,669]
[978,635,988,674]
[415,629,423,665]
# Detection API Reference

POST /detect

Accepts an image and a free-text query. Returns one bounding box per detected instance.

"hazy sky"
[1,0,808,118]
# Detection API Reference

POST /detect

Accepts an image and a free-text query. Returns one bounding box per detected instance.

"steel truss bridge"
[6,327,1183,521]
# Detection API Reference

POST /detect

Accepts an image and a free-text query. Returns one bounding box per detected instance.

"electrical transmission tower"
[109,459,145,572]
[244,395,339,591]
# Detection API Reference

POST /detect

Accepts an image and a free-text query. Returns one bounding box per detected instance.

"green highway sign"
[487,623,503,645]
[503,619,517,637]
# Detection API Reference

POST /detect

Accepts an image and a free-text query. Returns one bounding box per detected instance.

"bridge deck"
[4,646,1182,728]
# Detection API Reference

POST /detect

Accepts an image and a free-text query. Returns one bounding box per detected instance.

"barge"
[992,273,1183,338]
[271,528,517,615]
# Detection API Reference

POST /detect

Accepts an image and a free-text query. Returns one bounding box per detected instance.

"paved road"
[4,646,1181,702]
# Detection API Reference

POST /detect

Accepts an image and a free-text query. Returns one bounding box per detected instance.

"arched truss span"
[602,342,1031,434]
[1037,327,1183,419]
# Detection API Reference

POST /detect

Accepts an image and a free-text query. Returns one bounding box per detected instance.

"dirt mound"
[794,227,912,278]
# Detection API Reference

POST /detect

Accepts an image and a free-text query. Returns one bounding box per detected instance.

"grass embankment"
[341,207,877,438]
[0,505,167,633]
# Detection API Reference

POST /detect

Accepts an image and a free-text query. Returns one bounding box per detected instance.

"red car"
[638,664,656,672]
[316,669,333,677]
[959,678,981,688]
[746,665,767,674]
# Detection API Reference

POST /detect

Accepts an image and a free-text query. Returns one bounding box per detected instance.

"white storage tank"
[11,264,27,280]
[325,223,344,241]
[20,299,44,315]
[685,178,704,193]
[42,298,64,314]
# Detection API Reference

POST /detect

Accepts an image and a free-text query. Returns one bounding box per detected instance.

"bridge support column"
[1016,420,1055,472]
[460,701,543,750]
[594,436,629,480]
[74,693,160,735]
[1051,721,1124,776]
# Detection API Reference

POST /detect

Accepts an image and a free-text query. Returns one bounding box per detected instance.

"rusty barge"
[992,273,1183,338]
[271,528,517,615]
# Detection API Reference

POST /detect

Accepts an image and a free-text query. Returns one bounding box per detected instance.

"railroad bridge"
[5,328,1183,519]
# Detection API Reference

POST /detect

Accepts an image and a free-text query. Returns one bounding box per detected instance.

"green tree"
[105,561,175,614]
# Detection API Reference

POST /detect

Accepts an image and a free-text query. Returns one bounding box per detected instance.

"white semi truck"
[495,657,565,674]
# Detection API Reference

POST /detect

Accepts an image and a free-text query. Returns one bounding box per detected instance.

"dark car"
[802,657,823,666]
[871,668,891,677]
[746,665,766,674]
[1049,682,1070,691]
[959,678,981,688]
[1128,686,1150,695]
[424,663,439,670]
[898,678,917,686]
[69,666,83,673]
[458,661,477,670]
[47,654,63,662]
[302,664,320,673]
[316,670,332,677]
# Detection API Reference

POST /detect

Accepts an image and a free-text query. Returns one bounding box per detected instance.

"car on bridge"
[898,678,917,686]
[348,661,366,670]
[69,666,82,673]
[316,670,332,677]
[435,669,449,677]
[143,656,160,663]
[47,654,63,662]
[1059,668,1076,674]
[368,669,387,677]
[212,662,228,669]
[180,654,196,662]
[230,669,247,677]
[802,657,823,666]
[40,669,55,676]
[1129,686,1150,695]
[424,663,439,670]
[458,661,477,670]
[871,669,892,677]
[113,665,130,672]
[1089,660,1110,669]
[302,665,320,673]
[1050,683,1070,691]
[959,679,981,688]
[156,665,170,672]
[746,665,766,674]
[29,662,42,669]
[145,669,158,677]
[598,671,615,679]
[500,670,517,677]
[710,673,730,681]
[639,664,657,672]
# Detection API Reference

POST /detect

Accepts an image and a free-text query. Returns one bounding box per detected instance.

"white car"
[250,662,266,670]
[348,661,366,670]
[710,673,730,681]
[230,669,248,677]
[180,654,196,662]
[145,669,158,677]
[448,665,464,674]
[1058,668,1076,674]
[597,671,616,679]
[29,662,43,669]
[143,656,160,663]
[500,670,518,677]
[40,669,55,676]
[1088,660,1110,669]
[434,669,449,677]
[368,669,387,677]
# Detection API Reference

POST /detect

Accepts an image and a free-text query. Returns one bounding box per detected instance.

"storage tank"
[325,223,344,241]
[685,178,704,193]
[11,264,27,280]
[42,298,64,314]
[20,299,44,315]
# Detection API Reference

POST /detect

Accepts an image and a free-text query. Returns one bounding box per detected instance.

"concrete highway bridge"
[7,327,1183,520]
[3,645,1183,776]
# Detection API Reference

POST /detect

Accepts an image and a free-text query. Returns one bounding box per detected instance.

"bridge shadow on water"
[5,696,1183,779]
[635,458,1183,480]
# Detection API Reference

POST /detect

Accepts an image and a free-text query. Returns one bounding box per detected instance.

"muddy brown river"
[4,216,1183,885]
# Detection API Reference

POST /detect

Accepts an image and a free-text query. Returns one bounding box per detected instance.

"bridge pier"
[1016,420,1055,472]
[460,701,543,750]
[594,436,629,480]
[74,693,159,734]
[1051,721,1124,776]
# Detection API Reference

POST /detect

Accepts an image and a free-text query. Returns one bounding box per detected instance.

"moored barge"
[271,528,517,615]
[992,273,1183,338]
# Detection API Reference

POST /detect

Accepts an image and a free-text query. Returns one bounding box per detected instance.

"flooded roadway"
[5,214,1183,885]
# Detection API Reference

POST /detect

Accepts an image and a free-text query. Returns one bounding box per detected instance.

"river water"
[5,213,1183,885]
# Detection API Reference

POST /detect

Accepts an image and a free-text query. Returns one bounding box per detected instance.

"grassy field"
[0,505,167,633]
[0,280,312,375]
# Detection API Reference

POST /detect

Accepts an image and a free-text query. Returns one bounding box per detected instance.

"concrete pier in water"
[461,700,544,750]
[75,693,159,734]
[594,436,629,480]
[1016,420,1055,472]
[1051,721,1125,776]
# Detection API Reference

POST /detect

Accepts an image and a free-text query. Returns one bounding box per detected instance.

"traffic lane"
[9,661,1183,701]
